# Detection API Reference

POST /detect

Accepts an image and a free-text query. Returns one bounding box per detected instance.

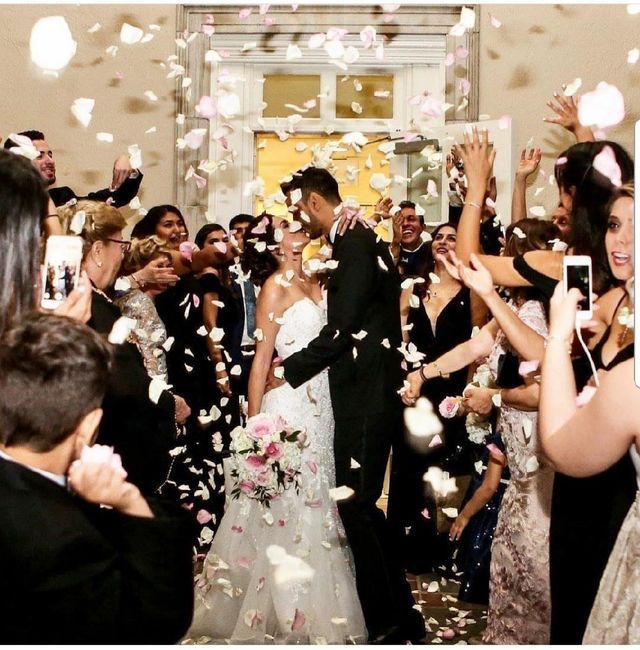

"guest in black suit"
[58,199,190,495]
[0,312,194,643]
[3,130,142,208]
[277,167,424,644]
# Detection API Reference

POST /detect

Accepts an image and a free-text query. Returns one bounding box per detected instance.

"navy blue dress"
[456,433,509,605]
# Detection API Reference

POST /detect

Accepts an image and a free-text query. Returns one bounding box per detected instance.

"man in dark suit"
[3,130,143,207]
[276,167,425,644]
[0,313,194,644]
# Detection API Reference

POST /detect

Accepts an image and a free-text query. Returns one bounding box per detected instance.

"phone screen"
[42,236,82,308]
[566,264,591,311]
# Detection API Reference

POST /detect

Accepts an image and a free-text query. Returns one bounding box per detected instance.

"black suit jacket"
[0,457,194,643]
[283,224,404,420]
[49,172,143,208]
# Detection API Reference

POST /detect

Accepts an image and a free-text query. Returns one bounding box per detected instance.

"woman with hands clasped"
[539,279,638,644]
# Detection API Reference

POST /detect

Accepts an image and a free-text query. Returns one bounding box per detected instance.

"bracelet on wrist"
[544,334,572,354]
[463,200,483,210]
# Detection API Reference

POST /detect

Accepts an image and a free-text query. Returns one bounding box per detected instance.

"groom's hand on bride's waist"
[265,357,286,393]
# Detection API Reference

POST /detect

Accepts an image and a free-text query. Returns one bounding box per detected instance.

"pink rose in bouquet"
[239,479,256,494]
[245,454,266,469]
[264,441,284,460]
[245,413,278,440]
[255,469,272,486]
[439,396,461,419]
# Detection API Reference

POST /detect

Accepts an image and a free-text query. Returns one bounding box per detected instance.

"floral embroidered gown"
[184,297,366,644]
[482,299,554,644]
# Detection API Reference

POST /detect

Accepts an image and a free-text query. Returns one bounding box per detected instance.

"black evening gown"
[387,285,473,574]
[549,315,635,644]
[511,256,637,644]
[155,275,238,554]
[455,432,509,605]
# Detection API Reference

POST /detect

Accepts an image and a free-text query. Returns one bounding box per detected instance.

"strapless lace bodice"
[274,297,327,359]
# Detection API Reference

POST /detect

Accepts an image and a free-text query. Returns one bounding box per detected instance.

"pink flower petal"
[291,608,306,631]
[486,443,506,460]
[499,114,512,130]
[444,52,455,67]
[231,525,244,533]
[238,8,252,20]
[306,460,318,474]
[192,294,200,308]
[429,434,443,448]
[455,45,469,60]
[490,14,502,28]
[593,145,623,187]
[179,241,196,262]
[421,507,431,519]
[308,32,326,49]
[518,359,540,376]
[196,509,212,524]
[304,498,323,508]
[196,95,216,119]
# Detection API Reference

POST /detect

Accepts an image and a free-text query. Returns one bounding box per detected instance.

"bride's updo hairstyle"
[240,212,280,286]
[554,140,633,293]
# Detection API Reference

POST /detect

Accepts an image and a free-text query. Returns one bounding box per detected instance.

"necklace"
[91,285,114,304]
[617,303,634,346]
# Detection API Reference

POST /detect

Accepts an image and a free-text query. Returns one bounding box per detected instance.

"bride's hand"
[265,357,286,393]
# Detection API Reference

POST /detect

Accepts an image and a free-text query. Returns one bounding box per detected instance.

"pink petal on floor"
[291,609,306,631]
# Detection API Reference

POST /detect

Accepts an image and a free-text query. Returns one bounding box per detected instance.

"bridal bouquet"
[438,363,495,445]
[228,413,305,507]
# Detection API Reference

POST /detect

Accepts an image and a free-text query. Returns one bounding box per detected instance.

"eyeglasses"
[107,238,132,253]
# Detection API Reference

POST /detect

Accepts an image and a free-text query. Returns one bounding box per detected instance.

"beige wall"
[480,3,639,213]
[0,4,177,224]
[0,4,636,225]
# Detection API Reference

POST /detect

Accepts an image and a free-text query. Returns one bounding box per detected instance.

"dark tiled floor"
[407,572,487,645]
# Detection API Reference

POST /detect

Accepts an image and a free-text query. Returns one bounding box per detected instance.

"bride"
[185,213,366,644]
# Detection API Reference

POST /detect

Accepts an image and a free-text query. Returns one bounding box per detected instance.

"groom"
[276,167,425,643]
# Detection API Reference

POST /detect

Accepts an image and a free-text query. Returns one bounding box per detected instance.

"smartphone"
[563,255,593,320]
[41,235,83,310]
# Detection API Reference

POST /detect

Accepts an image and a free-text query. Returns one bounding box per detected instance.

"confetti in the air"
[30,16,77,72]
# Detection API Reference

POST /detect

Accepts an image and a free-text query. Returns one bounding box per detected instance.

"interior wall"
[0,4,177,225]
[0,4,636,226]
[480,3,639,214]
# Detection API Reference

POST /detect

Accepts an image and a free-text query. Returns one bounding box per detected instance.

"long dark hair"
[555,141,634,293]
[131,204,188,240]
[504,218,560,307]
[195,223,233,288]
[0,150,48,337]
[240,213,280,287]
[414,222,458,300]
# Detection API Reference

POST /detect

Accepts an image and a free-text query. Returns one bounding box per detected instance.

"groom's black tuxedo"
[0,457,194,644]
[283,224,418,637]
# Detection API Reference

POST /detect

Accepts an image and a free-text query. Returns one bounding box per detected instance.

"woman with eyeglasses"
[58,200,183,497]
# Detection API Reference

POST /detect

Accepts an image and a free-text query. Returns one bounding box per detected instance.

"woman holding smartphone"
[452,130,635,644]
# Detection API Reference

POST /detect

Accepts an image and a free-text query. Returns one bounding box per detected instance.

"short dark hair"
[195,223,226,250]
[289,167,342,206]
[0,313,112,452]
[0,149,48,337]
[229,214,253,230]
[398,200,423,225]
[3,130,46,150]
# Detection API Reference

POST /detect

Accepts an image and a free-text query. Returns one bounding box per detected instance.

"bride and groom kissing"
[187,167,425,645]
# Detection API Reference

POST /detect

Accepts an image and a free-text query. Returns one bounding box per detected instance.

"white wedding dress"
[184,297,367,645]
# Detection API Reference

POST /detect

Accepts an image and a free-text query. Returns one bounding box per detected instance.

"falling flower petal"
[30,16,77,72]
[96,132,113,143]
[442,507,458,518]
[329,485,355,501]
[144,90,158,102]
[529,206,546,217]
[71,98,95,127]
[423,466,458,497]
[292,609,306,631]
[239,8,252,20]
[578,81,625,129]
[149,376,171,404]
[120,22,144,44]
[593,145,623,187]
[489,14,502,28]
[405,397,443,439]
[286,43,302,61]
[196,95,216,119]
[628,48,640,64]
[108,316,136,344]
[564,77,582,97]
[519,359,540,376]
[455,45,469,60]
[576,385,597,407]
[308,32,326,49]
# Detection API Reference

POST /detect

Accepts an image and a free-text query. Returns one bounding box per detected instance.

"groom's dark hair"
[290,167,342,206]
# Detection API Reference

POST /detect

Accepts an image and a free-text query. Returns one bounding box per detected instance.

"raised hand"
[372,196,393,223]
[110,154,134,191]
[69,456,153,518]
[136,257,179,287]
[543,89,595,142]
[516,147,542,180]
[452,127,496,196]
